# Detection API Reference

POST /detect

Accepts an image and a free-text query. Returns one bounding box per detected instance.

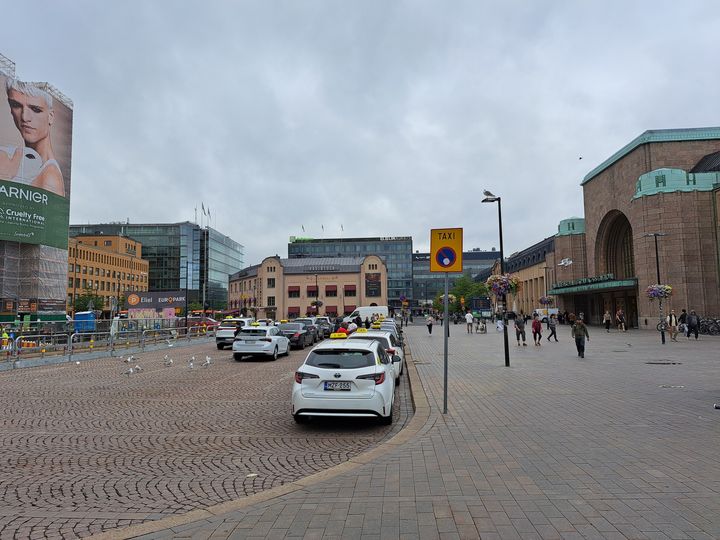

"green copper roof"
[633,168,720,199]
[557,217,585,236]
[582,127,720,185]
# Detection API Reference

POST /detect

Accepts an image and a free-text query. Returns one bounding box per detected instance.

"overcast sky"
[3,1,718,267]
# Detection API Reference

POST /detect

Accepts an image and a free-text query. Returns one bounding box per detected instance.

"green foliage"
[74,287,105,312]
[432,274,489,313]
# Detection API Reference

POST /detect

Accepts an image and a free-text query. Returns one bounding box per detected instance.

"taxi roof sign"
[430,228,463,273]
[329,332,348,339]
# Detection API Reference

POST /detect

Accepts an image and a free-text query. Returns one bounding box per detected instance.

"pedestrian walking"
[531,314,542,345]
[686,310,700,340]
[571,317,590,358]
[603,310,612,332]
[546,314,559,342]
[465,310,474,334]
[665,310,678,341]
[615,309,626,332]
[426,314,434,335]
[514,315,527,346]
[678,309,688,336]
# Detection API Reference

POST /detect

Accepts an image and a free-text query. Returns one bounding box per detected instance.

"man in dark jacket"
[686,310,700,340]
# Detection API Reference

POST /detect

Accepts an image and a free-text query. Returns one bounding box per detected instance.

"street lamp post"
[482,190,510,367]
[645,232,667,344]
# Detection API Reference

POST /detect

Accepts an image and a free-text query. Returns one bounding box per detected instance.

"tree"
[74,287,105,313]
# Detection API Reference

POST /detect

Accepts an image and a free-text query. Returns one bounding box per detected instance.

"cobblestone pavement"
[122,323,720,540]
[0,340,413,539]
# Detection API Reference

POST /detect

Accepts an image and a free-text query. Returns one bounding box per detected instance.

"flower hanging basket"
[539,296,554,305]
[646,284,672,301]
[485,274,520,297]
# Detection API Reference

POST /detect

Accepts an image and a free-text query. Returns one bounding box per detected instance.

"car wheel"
[233,353,243,362]
[294,414,309,424]
[216,343,224,350]
[272,347,278,361]
[380,406,393,425]
[395,375,400,387]
[300,339,305,350]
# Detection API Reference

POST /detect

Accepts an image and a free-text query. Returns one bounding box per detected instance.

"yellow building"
[67,235,149,314]
[229,255,388,320]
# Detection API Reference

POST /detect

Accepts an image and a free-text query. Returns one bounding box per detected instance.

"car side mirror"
[392,355,401,363]
[381,357,390,365]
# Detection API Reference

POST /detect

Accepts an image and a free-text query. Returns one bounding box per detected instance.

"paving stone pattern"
[142,324,720,539]
[0,342,412,539]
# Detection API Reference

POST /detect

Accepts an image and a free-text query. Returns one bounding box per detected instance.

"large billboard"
[0,64,73,316]
[0,75,72,248]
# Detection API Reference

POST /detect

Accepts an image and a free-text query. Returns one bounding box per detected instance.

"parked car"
[293,318,322,343]
[347,329,404,383]
[232,325,290,361]
[215,317,255,349]
[314,316,333,338]
[278,322,314,349]
[291,334,400,424]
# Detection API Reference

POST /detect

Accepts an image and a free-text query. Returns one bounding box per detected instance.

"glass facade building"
[288,236,413,308]
[70,222,244,309]
[413,250,499,309]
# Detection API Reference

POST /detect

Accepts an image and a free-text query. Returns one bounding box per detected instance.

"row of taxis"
[291,318,405,425]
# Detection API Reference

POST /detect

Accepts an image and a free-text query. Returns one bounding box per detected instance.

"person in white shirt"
[465,311,474,334]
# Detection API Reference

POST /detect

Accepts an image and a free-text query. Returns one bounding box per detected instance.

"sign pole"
[443,272,449,414]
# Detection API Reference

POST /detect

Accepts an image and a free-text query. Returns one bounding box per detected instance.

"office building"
[413,249,498,310]
[70,222,244,310]
[288,236,412,309]
[67,235,149,314]
[229,255,387,319]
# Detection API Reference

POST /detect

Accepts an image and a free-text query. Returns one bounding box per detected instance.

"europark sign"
[126,291,187,309]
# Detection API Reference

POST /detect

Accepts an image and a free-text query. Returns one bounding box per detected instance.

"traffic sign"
[430,228,463,273]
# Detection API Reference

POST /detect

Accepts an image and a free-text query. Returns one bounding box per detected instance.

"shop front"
[549,275,638,327]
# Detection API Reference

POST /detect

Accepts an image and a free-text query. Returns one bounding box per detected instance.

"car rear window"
[280,323,303,331]
[349,335,390,348]
[220,321,243,329]
[241,328,268,336]
[306,349,376,369]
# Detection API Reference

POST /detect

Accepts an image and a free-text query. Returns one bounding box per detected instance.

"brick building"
[229,255,388,320]
[548,127,720,327]
[67,235,149,314]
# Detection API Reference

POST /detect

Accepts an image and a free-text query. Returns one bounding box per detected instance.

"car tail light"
[357,372,385,385]
[260,338,272,342]
[295,371,319,384]
[293,333,300,338]
[386,348,396,355]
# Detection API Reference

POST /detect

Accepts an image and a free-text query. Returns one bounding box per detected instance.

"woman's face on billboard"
[7,89,54,146]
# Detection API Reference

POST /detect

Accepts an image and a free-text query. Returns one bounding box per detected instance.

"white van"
[343,306,389,323]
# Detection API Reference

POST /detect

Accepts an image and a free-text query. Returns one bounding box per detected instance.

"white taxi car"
[233,325,290,361]
[347,328,404,383]
[291,333,400,424]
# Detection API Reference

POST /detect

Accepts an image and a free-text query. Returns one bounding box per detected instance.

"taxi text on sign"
[430,228,463,273]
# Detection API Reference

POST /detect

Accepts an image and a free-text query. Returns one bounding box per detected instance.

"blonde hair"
[5,78,53,109]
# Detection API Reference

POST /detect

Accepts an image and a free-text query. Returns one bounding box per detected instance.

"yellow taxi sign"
[280,319,288,323]
[355,327,368,333]
[250,322,260,326]
[329,332,348,339]
[430,228,463,273]
[371,324,382,329]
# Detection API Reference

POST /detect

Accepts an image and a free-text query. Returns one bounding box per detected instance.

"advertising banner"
[126,291,187,309]
[0,75,72,248]
[365,273,381,297]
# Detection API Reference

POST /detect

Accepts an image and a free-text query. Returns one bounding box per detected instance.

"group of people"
[513,313,559,347]
[602,309,627,332]
[664,308,701,341]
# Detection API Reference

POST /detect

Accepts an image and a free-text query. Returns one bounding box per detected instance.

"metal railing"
[1,318,215,361]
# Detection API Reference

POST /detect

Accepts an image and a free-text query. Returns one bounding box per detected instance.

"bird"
[714,403,720,410]
[165,339,174,348]
[201,356,211,368]
[122,367,134,376]
[124,355,135,363]
[188,356,195,369]
[134,364,143,372]
[579,156,583,160]
[163,354,173,366]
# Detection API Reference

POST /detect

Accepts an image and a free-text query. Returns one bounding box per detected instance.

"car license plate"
[324,381,351,391]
